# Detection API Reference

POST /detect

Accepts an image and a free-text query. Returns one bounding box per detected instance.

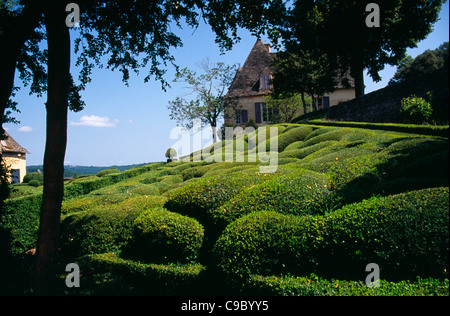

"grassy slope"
[5,123,449,295]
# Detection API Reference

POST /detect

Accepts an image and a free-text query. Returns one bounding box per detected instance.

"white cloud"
[17,125,33,132]
[70,115,118,127]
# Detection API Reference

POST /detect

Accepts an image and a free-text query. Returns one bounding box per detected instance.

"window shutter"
[260,75,270,90]
[255,103,262,123]
[262,103,266,121]
[242,110,248,123]
[323,96,330,109]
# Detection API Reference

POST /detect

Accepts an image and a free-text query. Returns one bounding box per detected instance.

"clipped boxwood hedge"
[280,141,338,159]
[0,193,42,254]
[210,169,337,230]
[213,187,449,281]
[78,253,205,295]
[125,208,204,264]
[63,162,164,199]
[276,126,315,152]
[60,208,142,259]
[61,192,133,214]
[164,170,277,227]
[307,119,449,138]
[245,274,449,296]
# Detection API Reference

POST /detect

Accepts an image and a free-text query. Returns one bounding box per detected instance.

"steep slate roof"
[226,39,276,98]
[1,132,29,154]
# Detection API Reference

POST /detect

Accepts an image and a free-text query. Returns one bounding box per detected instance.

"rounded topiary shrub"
[213,211,310,279]
[60,208,142,259]
[126,208,204,264]
[164,170,276,227]
[28,180,41,187]
[277,126,315,152]
[214,187,449,281]
[321,187,449,280]
[210,169,337,230]
[96,168,120,177]
[23,172,44,184]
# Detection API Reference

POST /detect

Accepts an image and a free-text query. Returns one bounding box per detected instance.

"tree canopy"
[271,0,446,97]
[389,41,449,85]
[167,60,237,143]
[271,48,338,114]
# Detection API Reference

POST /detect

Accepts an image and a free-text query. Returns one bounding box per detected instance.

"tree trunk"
[211,125,217,143]
[300,92,307,115]
[350,54,365,98]
[34,1,71,295]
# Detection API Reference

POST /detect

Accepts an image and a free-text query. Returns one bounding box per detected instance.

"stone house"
[1,132,29,184]
[225,39,356,127]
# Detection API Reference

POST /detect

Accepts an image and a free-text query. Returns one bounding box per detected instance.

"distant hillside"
[27,162,158,178]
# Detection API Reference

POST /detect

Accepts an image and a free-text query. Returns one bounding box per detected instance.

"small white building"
[1,132,29,184]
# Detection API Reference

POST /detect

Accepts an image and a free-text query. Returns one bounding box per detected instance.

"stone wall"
[326,67,449,123]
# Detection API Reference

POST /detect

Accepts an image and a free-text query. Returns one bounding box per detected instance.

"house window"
[235,111,241,124]
[235,110,248,125]
[10,169,20,184]
[323,96,330,109]
[313,96,330,111]
[260,75,270,90]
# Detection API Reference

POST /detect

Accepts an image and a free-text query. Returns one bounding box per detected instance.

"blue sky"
[5,1,449,167]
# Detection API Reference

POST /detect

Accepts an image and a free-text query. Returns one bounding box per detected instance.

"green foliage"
[321,187,449,280]
[0,194,42,254]
[301,128,350,146]
[180,165,214,181]
[63,163,164,199]
[22,172,43,184]
[78,253,205,295]
[8,184,42,199]
[165,148,177,159]
[306,120,449,137]
[60,194,168,258]
[214,188,449,281]
[264,93,311,123]
[327,136,449,204]
[210,168,336,230]
[2,123,449,295]
[276,126,315,152]
[62,193,135,214]
[0,160,11,203]
[389,42,449,85]
[60,208,142,259]
[125,208,204,264]
[167,61,237,137]
[271,49,337,106]
[214,211,305,279]
[400,94,433,124]
[27,180,40,187]
[245,274,449,296]
[273,0,445,97]
[96,168,120,177]
[280,140,338,159]
[164,170,276,227]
